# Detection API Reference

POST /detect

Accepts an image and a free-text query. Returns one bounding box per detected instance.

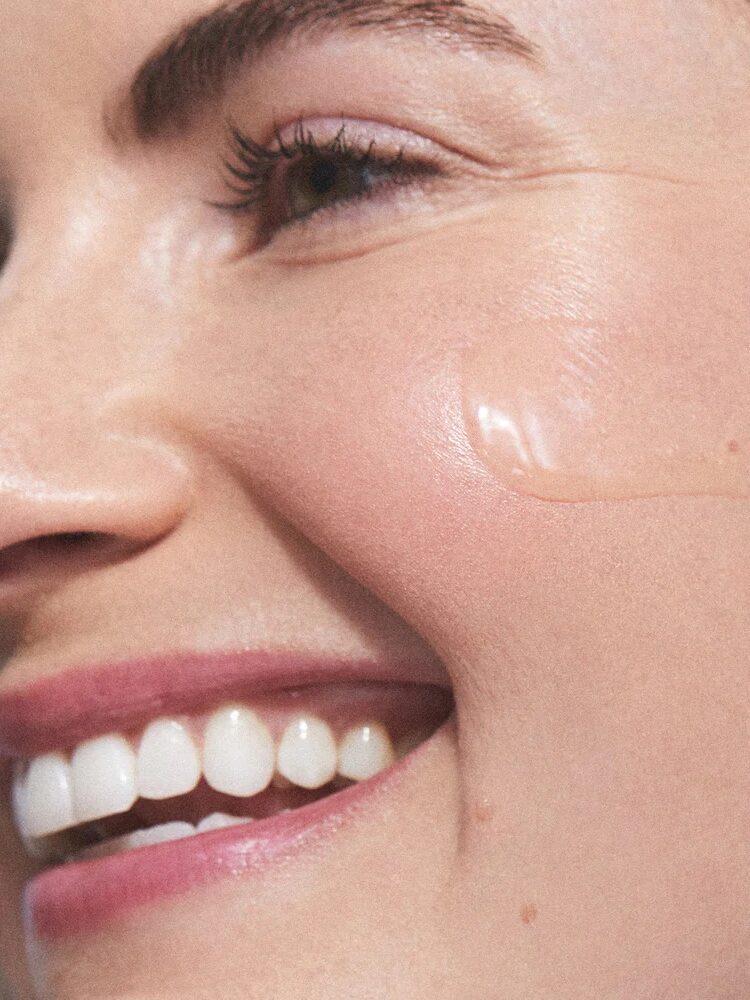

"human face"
[1,1,749,997]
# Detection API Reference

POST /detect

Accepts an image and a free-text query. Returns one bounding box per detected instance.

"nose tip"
[0,430,192,609]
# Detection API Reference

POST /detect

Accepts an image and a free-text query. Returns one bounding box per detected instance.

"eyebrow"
[115,0,541,143]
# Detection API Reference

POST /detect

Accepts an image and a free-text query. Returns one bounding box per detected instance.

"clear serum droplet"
[461,321,749,503]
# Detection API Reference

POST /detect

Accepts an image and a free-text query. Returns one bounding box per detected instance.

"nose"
[0,156,198,612]
[0,400,192,610]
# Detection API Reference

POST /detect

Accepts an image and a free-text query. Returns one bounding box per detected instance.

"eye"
[213,119,445,247]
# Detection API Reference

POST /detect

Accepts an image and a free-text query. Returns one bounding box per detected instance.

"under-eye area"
[9,683,453,867]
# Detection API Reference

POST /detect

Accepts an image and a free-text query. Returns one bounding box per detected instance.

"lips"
[0,648,453,939]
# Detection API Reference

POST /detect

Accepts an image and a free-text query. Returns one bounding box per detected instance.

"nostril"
[45,532,102,548]
[0,433,191,608]
[0,531,141,583]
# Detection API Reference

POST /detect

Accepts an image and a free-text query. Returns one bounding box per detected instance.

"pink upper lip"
[0,648,450,759]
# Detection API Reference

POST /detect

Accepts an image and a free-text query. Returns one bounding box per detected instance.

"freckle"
[473,798,493,823]
[728,440,741,454]
[520,903,538,925]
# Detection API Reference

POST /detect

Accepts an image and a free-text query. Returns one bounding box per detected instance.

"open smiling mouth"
[1,649,453,938]
[12,684,451,864]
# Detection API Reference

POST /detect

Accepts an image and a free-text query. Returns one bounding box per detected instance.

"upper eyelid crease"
[106,0,542,146]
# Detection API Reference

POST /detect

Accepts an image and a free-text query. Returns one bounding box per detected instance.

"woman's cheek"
[168,175,750,644]
[457,176,750,507]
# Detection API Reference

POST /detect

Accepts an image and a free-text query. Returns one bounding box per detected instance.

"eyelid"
[268,116,453,160]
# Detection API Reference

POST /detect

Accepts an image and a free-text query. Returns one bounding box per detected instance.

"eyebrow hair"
[117,0,540,143]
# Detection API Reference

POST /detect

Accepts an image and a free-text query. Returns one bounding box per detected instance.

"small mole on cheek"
[473,798,493,824]
[520,903,538,925]
[728,440,741,454]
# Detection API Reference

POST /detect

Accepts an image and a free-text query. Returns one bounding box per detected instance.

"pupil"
[309,159,339,195]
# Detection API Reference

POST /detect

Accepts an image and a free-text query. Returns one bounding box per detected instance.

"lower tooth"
[74,821,196,862]
[126,821,197,849]
[196,813,252,833]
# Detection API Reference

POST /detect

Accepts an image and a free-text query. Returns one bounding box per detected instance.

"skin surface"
[1,0,750,997]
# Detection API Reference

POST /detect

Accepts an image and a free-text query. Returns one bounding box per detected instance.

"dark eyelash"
[215,117,408,215]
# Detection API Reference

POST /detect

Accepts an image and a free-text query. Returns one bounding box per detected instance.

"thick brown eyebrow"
[113,0,540,143]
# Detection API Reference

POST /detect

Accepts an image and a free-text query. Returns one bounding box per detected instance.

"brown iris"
[285,153,375,222]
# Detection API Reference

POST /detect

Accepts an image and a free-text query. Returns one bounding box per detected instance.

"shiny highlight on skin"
[462,321,750,503]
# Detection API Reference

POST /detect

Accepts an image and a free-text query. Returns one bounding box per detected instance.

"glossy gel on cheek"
[462,321,749,502]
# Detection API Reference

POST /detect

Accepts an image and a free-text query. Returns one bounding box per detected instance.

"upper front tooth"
[337,723,396,781]
[23,753,76,838]
[71,735,137,824]
[203,705,275,796]
[137,718,201,800]
[277,715,337,789]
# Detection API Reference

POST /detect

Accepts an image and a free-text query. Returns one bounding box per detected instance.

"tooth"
[196,813,251,833]
[71,734,137,824]
[125,821,196,849]
[12,770,61,861]
[137,718,201,800]
[203,705,275,797]
[75,821,196,862]
[337,723,396,781]
[11,764,30,838]
[277,715,337,789]
[22,752,76,837]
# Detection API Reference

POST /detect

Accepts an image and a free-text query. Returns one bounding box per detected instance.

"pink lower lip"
[25,748,414,941]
